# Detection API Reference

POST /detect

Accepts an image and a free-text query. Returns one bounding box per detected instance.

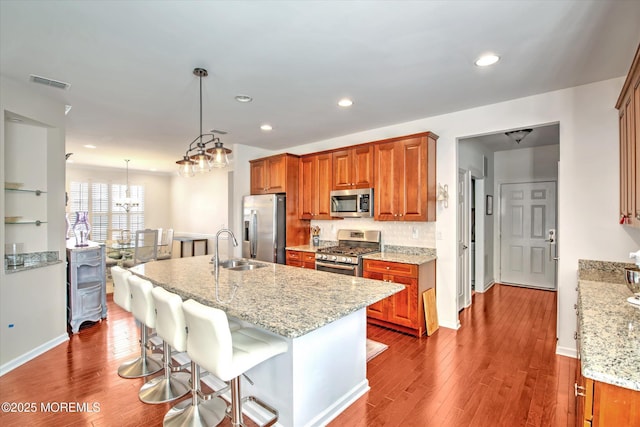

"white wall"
[1,75,68,373]
[66,165,172,230]
[244,77,640,355]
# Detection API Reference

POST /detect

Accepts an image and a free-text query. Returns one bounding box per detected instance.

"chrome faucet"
[212,228,238,275]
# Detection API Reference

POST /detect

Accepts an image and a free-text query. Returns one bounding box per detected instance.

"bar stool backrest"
[111,266,132,312]
[182,299,233,380]
[128,275,157,328]
[151,287,187,352]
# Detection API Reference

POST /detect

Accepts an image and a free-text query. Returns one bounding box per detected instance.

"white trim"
[476,280,496,293]
[556,345,577,359]
[0,333,69,376]
[439,319,461,330]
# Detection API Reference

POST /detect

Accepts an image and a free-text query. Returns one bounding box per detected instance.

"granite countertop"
[4,250,61,274]
[577,263,640,391]
[285,244,322,252]
[362,252,436,265]
[129,255,403,339]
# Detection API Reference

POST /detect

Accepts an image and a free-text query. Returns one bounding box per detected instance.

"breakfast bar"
[129,255,403,427]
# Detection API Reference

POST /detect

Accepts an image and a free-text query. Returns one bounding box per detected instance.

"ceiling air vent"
[29,74,71,90]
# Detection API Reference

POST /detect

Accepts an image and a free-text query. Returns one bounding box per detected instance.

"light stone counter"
[129,254,404,426]
[577,267,640,391]
[362,252,437,265]
[129,255,403,338]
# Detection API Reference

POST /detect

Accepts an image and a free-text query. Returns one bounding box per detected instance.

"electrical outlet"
[412,227,419,239]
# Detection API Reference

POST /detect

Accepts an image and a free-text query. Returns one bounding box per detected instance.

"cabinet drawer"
[286,250,302,261]
[71,248,102,263]
[302,252,316,263]
[363,259,417,277]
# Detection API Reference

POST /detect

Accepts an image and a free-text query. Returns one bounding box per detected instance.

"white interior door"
[500,182,557,290]
[457,170,469,310]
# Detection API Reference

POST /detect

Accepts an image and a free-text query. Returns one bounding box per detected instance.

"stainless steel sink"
[218,259,267,271]
[219,259,250,268]
[227,263,267,271]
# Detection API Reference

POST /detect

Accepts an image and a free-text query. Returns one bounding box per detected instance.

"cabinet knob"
[385,266,390,270]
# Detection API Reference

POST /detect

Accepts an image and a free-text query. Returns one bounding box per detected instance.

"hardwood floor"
[0,284,575,426]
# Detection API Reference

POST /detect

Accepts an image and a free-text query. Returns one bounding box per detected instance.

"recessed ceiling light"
[260,124,273,131]
[475,54,500,67]
[149,168,157,172]
[338,98,353,107]
[83,144,96,149]
[235,95,253,103]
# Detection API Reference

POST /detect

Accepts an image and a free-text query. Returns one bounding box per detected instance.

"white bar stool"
[164,306,244,427]
[138,286,191,404]
[182,299,288,427]
[112,266,156,378]
[118,274,163,379]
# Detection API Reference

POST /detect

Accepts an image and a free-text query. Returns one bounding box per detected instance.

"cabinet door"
[286,250,302,267]
[250,160,267,195]
[316,153,333,218]
[363,270,388,320]
[332,149,353,190]
[298,156,314,219]
[352,145,374,188]
[400,136,428,221]
[387,275,418,328]
[266,155,287,193]
[374,141,400,220]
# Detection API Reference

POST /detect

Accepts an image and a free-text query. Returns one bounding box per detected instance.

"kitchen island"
[129,255,403,427]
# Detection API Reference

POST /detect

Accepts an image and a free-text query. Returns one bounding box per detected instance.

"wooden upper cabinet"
[250,153,296,195]
[298,153,333,219]
[332,145,374,190]
[374,132,438,221]
[617,42,640,226]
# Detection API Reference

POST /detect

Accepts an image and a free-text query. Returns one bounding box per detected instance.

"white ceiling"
[1,1,639,173]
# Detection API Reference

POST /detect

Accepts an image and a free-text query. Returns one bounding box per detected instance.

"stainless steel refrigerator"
[242,194,286,264]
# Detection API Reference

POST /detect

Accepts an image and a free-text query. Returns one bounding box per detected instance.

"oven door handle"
[316,261,357,271]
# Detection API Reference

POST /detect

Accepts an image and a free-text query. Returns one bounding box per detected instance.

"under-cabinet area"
[576,263,640,427]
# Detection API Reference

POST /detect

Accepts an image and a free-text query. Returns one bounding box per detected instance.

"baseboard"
[0,333,69,376]
[439,319,460,330]
[304,379,370,427]
[556,344,577,359]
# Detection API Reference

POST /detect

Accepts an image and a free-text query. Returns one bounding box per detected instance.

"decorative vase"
[72,211,91,247]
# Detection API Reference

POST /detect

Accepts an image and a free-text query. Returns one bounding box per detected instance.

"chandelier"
[115,159,139,212]
[176,68,232,177]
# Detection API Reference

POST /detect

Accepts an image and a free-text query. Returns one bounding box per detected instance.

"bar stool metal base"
[139,372,190,404]
[163,397,226,427]
[118,323,163,378]
[118,354,162,378]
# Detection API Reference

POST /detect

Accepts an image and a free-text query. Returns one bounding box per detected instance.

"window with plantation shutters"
[68,180,144,242]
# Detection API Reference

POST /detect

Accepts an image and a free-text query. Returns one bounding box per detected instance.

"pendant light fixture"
[115,159,139,212]
[505,128,533,144]
[176,68,232,177]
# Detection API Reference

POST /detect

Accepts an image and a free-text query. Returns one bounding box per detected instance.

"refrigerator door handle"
[250,210,258,258]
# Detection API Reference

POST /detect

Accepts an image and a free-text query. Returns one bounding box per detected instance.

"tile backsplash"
[311,218,436,248]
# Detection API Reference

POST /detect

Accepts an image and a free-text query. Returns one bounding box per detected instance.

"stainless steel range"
[315,229,381,276]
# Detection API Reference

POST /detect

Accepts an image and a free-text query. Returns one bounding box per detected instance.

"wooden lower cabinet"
[576,343,640,426]
[363,258,435,337]
[286,250,316,269]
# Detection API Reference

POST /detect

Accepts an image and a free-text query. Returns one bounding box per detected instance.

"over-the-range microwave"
[330,188,373,218]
